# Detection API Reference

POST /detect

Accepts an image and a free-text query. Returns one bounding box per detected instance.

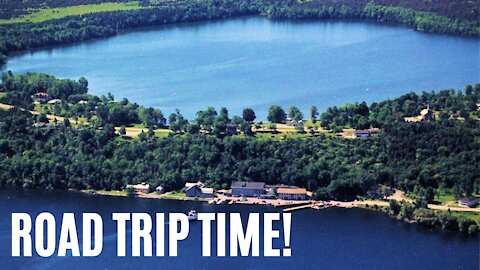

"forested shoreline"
[1,73,479,199]
[1,73,479,232]
[0,0,479,66]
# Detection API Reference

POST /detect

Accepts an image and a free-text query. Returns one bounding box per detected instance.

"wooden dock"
[283,203,316,212]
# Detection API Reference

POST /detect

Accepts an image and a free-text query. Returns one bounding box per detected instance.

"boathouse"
[277,187,307,200]
[231,181,265,197]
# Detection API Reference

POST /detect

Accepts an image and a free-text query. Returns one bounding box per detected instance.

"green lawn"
[451,212,480,224]
[0,2,147,24]
[0,92,6,98]
[83,189,128,197]
[434,194,456,205]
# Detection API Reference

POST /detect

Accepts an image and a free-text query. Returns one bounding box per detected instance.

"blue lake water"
[0,190,478,269]
[4,17,479,119]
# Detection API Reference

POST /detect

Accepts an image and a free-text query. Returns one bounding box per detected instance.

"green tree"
[310,105,318,123]
[288,106,303,121]
[242,108,256,122]
[268,105,286,123]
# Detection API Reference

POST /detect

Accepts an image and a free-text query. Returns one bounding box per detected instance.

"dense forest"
[0,73,479,205]
[0,0,478,66]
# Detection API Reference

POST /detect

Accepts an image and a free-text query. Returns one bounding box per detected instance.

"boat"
[187,210,198,221]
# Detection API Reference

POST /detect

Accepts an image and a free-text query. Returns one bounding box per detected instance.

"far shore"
[80,189,480,214]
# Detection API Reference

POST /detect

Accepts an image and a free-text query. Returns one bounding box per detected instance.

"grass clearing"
[434,194,456,205]
[0,2,147,24]
[451,211,480,224]
[82,189,128,197]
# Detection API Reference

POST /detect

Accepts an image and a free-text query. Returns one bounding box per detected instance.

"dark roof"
[231,181,265,190]
[459,197,478,203]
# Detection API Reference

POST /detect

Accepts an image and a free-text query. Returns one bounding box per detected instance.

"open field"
[0,1,146,24]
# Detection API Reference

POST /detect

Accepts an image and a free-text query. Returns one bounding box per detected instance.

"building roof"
[127,183,150,190]
[277,187,307,195]
[185,181,205,189]
[459,197,478,203]
[201,188,214,194]
[47,99,62,104]
[420,109,432,116]
[231,181,265,190]
[355,130,370,135]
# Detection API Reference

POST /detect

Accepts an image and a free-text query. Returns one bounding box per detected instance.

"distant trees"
[268,105,286,123]
[139,107,165,127]
[169,109,188,133]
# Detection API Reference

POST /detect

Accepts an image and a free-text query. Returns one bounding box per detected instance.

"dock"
[283,203,316,212]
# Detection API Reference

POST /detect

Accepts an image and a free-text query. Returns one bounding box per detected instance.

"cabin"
[126,183,150,194]
[226,124,238,135]
[458,197,478,208]
[287,119,302,127]
[32,92,49,103]
[420,106,433,121]
[185,184,214,198]
[155,186,164,194]
[277,187,308,201]
[231,181,265,197]
[78,100,88,105]
[355,130,370,138]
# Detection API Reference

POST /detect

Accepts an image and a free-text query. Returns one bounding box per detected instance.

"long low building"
[277,187,308,200]
[231,181,265,197]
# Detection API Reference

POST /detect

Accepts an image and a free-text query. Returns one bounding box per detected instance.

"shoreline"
[80,189,480,214]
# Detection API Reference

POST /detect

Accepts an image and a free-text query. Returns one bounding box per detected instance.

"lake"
[0,189,478,269]
[4,17,479,119]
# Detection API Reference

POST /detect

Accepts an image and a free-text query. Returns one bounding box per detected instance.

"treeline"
[0,109,478,201]
[0,72,165,127]
[1,0,478,66]
[320,85,480,131]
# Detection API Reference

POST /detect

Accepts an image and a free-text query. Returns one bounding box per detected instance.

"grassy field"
[451,211,480,224]
[0,2,147,24]
[434,194,456,205]
[82,189,128,197]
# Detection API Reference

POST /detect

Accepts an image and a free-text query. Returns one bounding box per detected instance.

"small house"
[155,186,164,194]
[368,128,380,134]
[127,182,150,194]
[185,184,214,198]
[277,187,308,201]
[287,119,302,127]
[355,130,370,138]
[33,92,49,103]
[78,100,88,105]
[231,181,265,197]
[420,106,433,121]
[458,197,478,208]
